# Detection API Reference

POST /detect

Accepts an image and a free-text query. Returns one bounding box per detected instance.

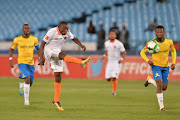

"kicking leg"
[58,52,91,68]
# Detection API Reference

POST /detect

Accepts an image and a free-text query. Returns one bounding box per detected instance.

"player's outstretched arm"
[72,37,86,51]
[38,41,46,65]
[9,48,14,68]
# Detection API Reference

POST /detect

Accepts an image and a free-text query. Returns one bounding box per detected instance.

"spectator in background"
[88,21,96,34]
[97,23,106,50]
[145,18,158,32]
[109,22,120,39]
[72,12,87,23]
[120,24,129,50]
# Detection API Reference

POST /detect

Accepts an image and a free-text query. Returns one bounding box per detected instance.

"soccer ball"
[147,41,160,54]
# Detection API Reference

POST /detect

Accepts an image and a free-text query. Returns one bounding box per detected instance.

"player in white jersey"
[101,30,126,95]
[38,21,91,111]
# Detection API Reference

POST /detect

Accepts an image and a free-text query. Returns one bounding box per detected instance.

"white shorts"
[105,61,121,79]
[44,48,63,72]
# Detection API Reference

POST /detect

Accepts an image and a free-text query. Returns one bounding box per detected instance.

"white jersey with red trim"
[43,26,74,52]
[105,39,125,61]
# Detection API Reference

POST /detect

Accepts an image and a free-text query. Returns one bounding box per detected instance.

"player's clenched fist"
[148,60,154,66]
[81,45,86,51]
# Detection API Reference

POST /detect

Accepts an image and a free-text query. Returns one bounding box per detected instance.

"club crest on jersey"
[45,35,49,40]
[64,37,67,40]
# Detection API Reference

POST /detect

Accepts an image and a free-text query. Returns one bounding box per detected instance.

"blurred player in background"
[9,24,40,106]
[140,25,176,111]
[38,21,91,111]
[101,30,126,95]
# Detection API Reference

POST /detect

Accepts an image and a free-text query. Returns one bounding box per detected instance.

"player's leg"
[156,78,165,111]
[106,78,112,82]
[24,76,31,106]
[144,75,157,87]
[18,64,31,106]
[112,77,118,95]
[151,65,165,110]
[58,52,91,68]
[29,65,35,87]
[162,67,169,91]
[52,72,64,111]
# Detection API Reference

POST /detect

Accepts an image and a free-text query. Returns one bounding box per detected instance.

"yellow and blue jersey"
[140,37,176,67]
[11,34,39,65]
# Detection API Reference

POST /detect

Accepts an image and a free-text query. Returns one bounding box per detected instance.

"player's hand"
[171,64,175,70]
[118,60,123,64]
[100,56,105,61]
[81,45,86,51]
[148,60,154,66]
[9,60,14,68]
[38,57,45,65]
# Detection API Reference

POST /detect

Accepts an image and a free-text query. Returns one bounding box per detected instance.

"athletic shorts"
[105,61,121,79]
[44,48,63,72]
[151,65,169,84]
[18,63,35,82]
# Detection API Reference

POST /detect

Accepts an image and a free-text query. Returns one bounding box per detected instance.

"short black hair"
[155,25,164,30]
[109,29,116,34]
[59,21,68,26]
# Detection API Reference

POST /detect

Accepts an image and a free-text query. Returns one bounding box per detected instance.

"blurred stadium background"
[0,0,180,51]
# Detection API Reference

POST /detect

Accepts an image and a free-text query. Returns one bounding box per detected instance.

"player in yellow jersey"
[9,24,40,106]
[140,25,176,111]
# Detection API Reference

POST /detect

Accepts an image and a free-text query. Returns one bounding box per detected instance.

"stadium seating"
[0,0,180,51]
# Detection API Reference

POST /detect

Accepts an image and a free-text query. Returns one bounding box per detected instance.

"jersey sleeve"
[119,42,125,52]
[43,29,52,43]
[34,37,39,46]
[169,39,177,64]
[34,37,40,49]
[11,38,18,49]
[67,30,75,39]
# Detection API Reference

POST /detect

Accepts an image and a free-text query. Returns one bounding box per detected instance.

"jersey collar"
[57,26,61,34]
[110,39,116,43]
[156,36,165,43]
[22,34,30,38]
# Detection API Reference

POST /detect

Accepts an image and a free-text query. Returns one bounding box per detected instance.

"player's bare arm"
[38,41,46,65]
[9,48,14,68]
[72,37,86,51]
[101,51,107,61]
[118,51,126,64]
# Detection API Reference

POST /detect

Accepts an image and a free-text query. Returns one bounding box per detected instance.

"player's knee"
[58,52,66,60]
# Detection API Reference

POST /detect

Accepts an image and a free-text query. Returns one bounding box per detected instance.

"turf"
[0,77,180,120]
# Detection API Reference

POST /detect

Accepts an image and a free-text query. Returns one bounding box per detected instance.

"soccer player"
[9,24,40,106]
[140,25,176,111]
[38,21,91,111]
[101,30,126,96]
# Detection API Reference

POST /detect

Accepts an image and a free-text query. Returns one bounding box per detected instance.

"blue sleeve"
[35,45,40,49]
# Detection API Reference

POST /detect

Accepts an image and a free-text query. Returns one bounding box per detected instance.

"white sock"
[24,84,30,103]
[156,93,164,109]
[20,82,24,89]
[148,78,157,87]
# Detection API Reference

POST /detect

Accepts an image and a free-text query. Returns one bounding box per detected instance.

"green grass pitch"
[0,77,180,120]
